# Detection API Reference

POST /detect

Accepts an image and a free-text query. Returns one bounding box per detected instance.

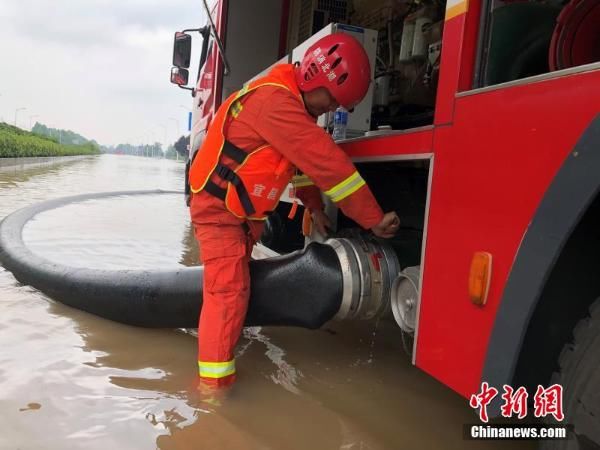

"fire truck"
[170,0,600,445]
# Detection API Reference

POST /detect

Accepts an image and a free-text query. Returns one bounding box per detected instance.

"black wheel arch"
[481,113,600,415]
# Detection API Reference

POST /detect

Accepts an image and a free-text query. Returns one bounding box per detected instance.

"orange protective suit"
[190,64,383,388]
[190,191,263,388]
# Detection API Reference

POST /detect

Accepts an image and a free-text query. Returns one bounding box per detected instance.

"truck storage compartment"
[285,0,447,133]
[335,160,429,270]
[262,159,430,270]
[258,159,430,337]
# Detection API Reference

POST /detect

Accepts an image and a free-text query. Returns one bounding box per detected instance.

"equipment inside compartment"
[286,0,600,133]
[348,0,444,131]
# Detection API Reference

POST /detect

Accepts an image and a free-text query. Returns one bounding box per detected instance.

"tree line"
[1,120,190,160]
[32,123,100,147]
[104,135,189,160]
[0,123,100,158]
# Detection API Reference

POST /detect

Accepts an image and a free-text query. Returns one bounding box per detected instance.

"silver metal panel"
[352,153,433,163]
[291,23,378,135]
[457,62,600,98]
[338,125,435,144]
[412,154,434,365]
[333,24,378,135]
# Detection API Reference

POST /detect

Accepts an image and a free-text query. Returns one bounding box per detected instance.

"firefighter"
[189,33,400,390]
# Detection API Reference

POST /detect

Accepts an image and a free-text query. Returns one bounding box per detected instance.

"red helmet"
[295,33,371,109]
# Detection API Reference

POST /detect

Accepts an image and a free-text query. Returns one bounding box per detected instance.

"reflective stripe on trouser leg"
[198,359,236,378]
[194,221,252,383]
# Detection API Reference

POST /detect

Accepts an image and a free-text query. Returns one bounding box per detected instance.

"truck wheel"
[540,298,600,449]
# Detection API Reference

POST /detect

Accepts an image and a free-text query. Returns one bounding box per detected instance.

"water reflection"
[23,193,193,270]
[0,157,89,179]
[44,297,355,450]
[179,222,200,267]
[0,156,535,450]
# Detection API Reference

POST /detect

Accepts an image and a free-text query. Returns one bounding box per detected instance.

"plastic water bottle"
[332,106,348,141]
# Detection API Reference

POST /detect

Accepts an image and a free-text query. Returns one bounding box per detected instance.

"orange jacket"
[190,64,384,229]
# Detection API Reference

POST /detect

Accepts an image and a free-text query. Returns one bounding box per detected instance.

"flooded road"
[0,155,531,450]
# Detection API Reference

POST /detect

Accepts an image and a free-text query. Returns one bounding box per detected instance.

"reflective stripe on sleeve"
[230,84,249,118]
[291,174,315,188]
[230,100,243,118]
[236,84,249,98]
[198,359,236,379]
[324,171,366,202]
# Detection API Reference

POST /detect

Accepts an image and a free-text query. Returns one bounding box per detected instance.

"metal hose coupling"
[325,235,401,321]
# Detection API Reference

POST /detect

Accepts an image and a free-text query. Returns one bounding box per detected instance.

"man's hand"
[371,212,400,238]
[312,209,332,237]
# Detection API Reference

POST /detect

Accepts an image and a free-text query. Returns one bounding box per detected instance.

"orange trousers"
[190,191,264,388]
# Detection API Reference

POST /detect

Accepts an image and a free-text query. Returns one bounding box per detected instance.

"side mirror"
[173,32,192,68]
[170,67,189,86]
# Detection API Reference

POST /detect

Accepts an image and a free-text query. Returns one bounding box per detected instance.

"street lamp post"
[168,117,180,160]
[157,124,167,158]
[14,107,26,127]
[136,136,144,157]
[146,131,155,158]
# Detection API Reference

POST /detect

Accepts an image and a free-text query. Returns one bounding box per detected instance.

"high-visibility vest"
[188,64,302,221]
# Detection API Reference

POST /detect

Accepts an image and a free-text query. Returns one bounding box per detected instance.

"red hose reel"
[549,0,600,70]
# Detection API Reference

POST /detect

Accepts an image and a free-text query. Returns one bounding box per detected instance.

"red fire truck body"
[172,0,600,438]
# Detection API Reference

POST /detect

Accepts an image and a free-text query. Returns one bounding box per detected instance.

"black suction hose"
[0,191,343,329]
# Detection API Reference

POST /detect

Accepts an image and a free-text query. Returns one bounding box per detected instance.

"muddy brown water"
[0,155,533,450]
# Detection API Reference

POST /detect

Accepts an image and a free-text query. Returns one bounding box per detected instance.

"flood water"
[0,155,532,450]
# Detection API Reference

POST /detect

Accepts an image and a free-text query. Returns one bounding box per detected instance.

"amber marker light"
[469,252,492,306]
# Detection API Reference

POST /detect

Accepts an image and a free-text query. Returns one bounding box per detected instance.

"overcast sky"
[0,0,206,146]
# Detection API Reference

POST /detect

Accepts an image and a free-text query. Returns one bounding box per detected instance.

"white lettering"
[251,184,266,197]
[470,425,567,440]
